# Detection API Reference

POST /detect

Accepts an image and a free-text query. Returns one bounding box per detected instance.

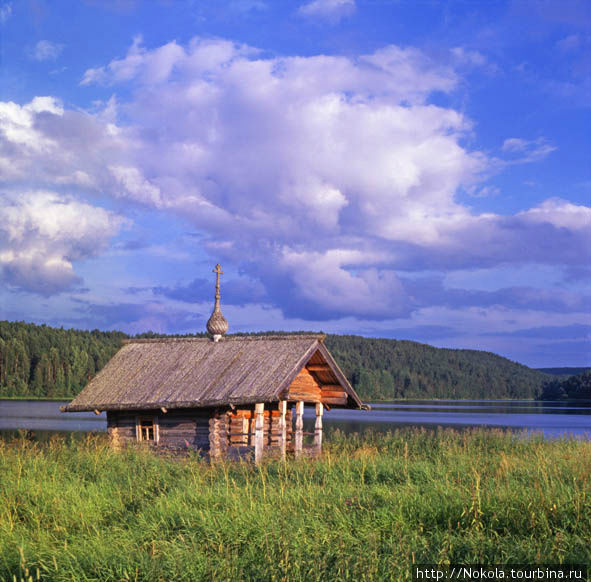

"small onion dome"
[207,308,228,339]
[206,264,228,341]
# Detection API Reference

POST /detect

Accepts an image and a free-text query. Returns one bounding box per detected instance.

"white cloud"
[0,37,587,317]
[279,248,409,318]
[0,191,126,294]
[109,165,163,207]
[31,40,65,61]
[0,97,63,155]
[467,185,500,198]
[81,35,187,86]
[501,137,556,163]
[299,0,355,21]
[450,47,487,67]
[518,198,591,230]
[0,96,135,184]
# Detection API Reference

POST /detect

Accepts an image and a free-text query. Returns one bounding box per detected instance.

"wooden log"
[254,403,264,465]
[209,412,224,461]
[322,390,347,399]
[294,401,304,458]
[242,417,249,445]
[208,416,217,459]
[307,364,330,372]
[107,426,120,450]
[287,393,321,403]
[314,402,323,453]
[321,396,348,406]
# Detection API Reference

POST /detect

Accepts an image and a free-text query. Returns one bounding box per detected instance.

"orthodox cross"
[213,264,223,300]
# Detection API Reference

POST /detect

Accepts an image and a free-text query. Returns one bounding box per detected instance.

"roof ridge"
[123,334,325,344]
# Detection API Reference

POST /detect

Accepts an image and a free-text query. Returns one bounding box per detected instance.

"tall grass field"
[1,428,590,581]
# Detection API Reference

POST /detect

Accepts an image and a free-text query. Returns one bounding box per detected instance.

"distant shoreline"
[0,396,71,402]
[3,396,591,404]
[0,395,547,402]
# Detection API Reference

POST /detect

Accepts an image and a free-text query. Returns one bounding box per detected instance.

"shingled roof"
[62,334,363,412]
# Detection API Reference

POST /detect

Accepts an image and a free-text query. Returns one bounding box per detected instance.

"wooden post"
[108,426,120,450]
[254,403,264,464]
[278,400,287,459]
[209,413,219,461]
[242,417,249,445]
[314,402,323,454]
[295,401,304,458]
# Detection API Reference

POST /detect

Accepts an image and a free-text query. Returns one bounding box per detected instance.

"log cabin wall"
[106,411,136,447]
[160,409,210,450]
[107,409,212,452]
[209,409,229,458]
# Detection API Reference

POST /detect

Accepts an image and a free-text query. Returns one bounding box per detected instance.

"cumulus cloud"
[0,191,126,294]
[0,97,63,156]
[0,37,587,320]
[30,40,65,61]
[0,95,135,186]
[299,0,355,22]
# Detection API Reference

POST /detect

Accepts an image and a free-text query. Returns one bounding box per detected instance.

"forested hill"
[324,335,549,400]
[0,321,125,398]
[0,321,551,400]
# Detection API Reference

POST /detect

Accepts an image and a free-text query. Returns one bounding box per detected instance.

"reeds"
[1,428,589,581]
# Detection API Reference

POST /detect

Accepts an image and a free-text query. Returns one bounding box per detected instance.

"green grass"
[1,428,590,581]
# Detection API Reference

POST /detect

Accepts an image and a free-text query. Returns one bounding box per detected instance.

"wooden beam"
[306,364,330,372]
[294,401,304,458]
[254,403,264,465]
[320,390,347,398]
[242,417,249,445]
[321,384,342,390]
[278,401,287,459]
[314,402,323,454]
[322,397,348,406]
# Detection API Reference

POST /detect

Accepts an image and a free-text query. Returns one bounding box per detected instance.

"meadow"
[1,428,590,582]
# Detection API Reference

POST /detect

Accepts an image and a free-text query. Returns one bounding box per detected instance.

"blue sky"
[0,0,589,367]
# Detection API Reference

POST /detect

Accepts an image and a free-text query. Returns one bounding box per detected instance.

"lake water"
[1,399,590,439]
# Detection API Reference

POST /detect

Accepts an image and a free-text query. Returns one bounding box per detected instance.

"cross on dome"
[206,264,229,341]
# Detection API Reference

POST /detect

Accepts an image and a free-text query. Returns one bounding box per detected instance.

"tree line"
[324,334,549,400]
[0,321,556,400]
[0,321,125,397]
[540,370,591,400]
